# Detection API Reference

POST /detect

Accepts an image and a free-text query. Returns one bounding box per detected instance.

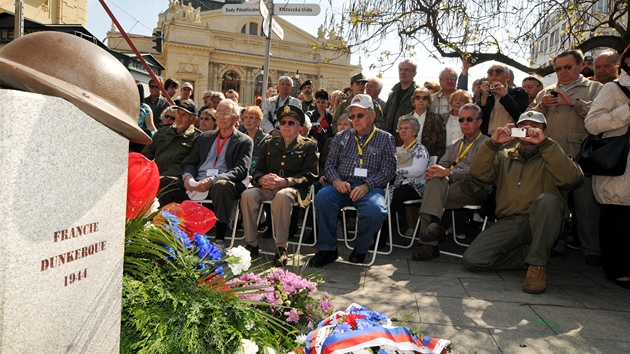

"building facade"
[106,1,360,106]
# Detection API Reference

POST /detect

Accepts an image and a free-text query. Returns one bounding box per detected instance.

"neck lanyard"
[452,132,482,169]
[402,139,417,150]
[214,132,231,167]
[354,125,376,166]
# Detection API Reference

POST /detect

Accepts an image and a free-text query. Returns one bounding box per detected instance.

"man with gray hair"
[477,63,529,135]
[262,76,301,137]
[383,59,419,134]
[593,51,620,84]
[411,103,491,262]
[429,67,459,115]
[366,77,385,108]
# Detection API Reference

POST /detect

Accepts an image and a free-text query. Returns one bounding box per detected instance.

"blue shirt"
[325,125,396,189]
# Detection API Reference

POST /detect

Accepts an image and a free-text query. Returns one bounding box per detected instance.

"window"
[221,71,240,94]
[249,22,258,35]
[240,22,264,36]
[255,74,272,98]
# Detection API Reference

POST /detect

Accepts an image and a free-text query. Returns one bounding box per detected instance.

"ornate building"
[106,1,360,106]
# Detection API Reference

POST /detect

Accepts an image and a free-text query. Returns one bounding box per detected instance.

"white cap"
[517,111,547,125]
[345,94,374,111]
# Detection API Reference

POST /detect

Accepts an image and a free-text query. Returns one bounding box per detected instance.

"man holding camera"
[529,49,603,266]
[477,64,529,135]
[463,112,583,293]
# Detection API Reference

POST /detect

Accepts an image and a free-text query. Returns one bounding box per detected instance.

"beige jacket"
[584,70,630,206]
[530,75,602,157]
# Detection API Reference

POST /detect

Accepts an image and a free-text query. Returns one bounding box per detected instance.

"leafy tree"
[322,0,629,75]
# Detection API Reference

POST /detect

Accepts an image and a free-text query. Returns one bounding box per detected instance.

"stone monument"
[0,32,150,352]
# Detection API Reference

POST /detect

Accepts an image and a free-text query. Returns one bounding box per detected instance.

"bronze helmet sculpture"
[0,31,151,144]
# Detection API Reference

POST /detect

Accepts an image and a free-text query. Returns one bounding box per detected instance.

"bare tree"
[322,0,629,75]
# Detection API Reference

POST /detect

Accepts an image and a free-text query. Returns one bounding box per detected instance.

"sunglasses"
[424,85,433,90]
[349,113,367,120]
[164,115,175,120]
[487,68,505,75]
[279,120,298,126]
[554,64,574,72]
[149,85,159,89]
[458,117,477,123]
[414,96,430,101]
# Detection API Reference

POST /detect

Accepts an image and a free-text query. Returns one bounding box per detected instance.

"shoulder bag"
[575,81,630,176]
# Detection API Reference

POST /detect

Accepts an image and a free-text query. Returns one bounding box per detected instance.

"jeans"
[314,181,387,253]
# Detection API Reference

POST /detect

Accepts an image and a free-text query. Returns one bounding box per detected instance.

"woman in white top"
[442,89,472,146]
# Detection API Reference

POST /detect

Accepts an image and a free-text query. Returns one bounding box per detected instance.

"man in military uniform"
[240,105,318,267]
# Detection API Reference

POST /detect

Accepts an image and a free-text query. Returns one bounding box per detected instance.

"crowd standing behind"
[139,45,630,290]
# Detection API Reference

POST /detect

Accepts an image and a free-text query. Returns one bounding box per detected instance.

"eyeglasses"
[440,77,457,82]
[554,64,574,72]
[349,113,367,120]
[279,120,298,126]
[149,85,159,89]
[487,68,505,75]
[164,115,175,120]
[414,96,430,101]
[424,85,433,90]
[458,117,477,123]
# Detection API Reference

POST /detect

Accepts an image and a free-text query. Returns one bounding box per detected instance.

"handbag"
[396,147,413,168]
[575,82,630,176]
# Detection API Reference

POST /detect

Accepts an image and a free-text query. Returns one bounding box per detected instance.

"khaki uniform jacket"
[141,124,202,177]
[252,135,319,207]
[529,75,602,157]
[471,138,584,219]
[584,70,630,206]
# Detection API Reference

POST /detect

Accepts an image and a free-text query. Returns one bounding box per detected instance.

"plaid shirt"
[325,126,396,189]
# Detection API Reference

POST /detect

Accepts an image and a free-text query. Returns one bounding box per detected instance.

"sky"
[86,0,529,98]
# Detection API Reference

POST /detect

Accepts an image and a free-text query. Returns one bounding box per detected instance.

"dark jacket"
[182,129,253,194]
[477,87,529,135]
[383,81,419,135]
[142,125,201,177]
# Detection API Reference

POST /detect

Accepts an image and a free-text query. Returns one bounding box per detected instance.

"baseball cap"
[276,104,305,125]
[181,81,193,90]
[350,73,368,85]
[345,94,374,111]
[173,99,199,116]
[517,111,547,125]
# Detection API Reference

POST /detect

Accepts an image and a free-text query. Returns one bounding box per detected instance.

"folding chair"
[337,184,392,266]
[254,185,316,255]
[441,205,489,258]
[195,199,243,248]
[392,198,423,249]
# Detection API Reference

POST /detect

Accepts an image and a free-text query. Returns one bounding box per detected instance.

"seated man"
[310,94,396,266]
[240,105,318,267]
[463,111,583,294]
[142,99,202,186]
[412,103,492,262]
[160,99,253,249]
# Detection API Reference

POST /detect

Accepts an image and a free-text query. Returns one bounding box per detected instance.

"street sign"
[262,16,284,40]
[221,4,259,16]
[274,3,320,16]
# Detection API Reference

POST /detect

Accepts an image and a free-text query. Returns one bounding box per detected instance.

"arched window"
[291,78,301,97]
[221,71,240,94]
[240,22,264,36]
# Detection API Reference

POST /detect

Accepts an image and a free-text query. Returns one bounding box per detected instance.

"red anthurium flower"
[126,152,160,220]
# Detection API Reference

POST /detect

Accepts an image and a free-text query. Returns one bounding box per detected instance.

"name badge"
[354,168,368,177]
[207,168,219,177]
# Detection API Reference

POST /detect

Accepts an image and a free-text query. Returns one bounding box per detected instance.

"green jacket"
[141,125,201,177]
[383,81,418,135]
[252,135,319,207]
[470,138,584,219]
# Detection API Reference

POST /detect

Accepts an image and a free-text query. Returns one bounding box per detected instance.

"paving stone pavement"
[240,226,630,354]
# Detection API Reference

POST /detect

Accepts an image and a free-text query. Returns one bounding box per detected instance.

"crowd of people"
[136,45,630,292]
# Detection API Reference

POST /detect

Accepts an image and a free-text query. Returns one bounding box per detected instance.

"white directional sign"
[274,4,320,16]
[222,3,320,17]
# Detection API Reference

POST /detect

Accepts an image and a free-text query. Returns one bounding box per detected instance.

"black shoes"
[411,244,440,261]
[348,249,366,264]
[245,244,259,257]
[273,247,288,267]
[309,249,338,267]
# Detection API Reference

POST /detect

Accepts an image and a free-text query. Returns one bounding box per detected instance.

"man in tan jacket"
[529,49,602,266]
